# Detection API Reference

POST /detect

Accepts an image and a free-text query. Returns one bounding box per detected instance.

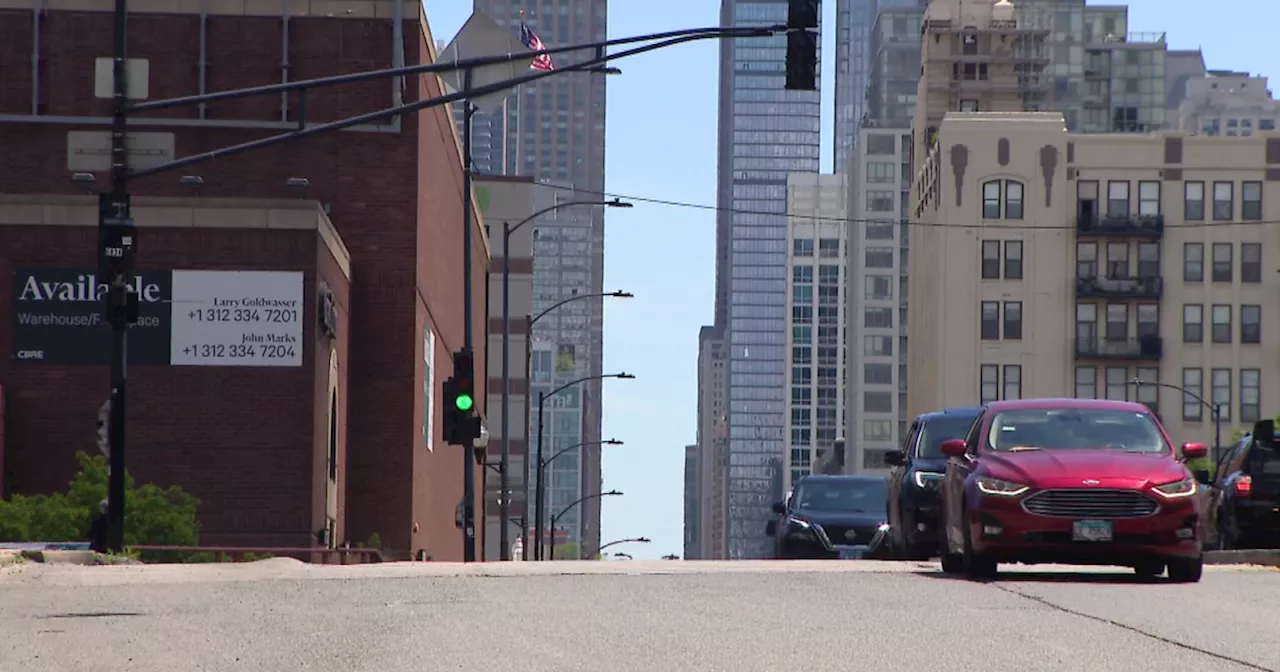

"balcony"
[1075,335,1163,361]
[1075,275,1163,299]
[1076,213,1164,237]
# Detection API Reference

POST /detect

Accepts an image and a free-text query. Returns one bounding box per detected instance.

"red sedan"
[938,398,1206,582]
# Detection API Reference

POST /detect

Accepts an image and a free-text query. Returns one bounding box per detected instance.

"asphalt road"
[1,559,1277,672]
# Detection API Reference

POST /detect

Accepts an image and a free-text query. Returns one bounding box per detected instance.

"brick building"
[0,0,488,560]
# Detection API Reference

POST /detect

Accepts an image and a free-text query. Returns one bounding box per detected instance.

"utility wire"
[543,182,1279,231]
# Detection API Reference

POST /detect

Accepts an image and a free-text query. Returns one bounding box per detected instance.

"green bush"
[0,452,201,562]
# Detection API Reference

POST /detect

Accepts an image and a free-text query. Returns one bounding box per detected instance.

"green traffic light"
[455,394,474,411]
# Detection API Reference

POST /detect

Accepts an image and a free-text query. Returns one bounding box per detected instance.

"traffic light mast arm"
[127,26,783,181]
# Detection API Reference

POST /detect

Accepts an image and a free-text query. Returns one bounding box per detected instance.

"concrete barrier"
[0,550,24,567]
[1204,549,1280,566]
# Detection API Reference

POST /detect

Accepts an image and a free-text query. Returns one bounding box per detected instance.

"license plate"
[838,549,864,559]
[1072,520,1113,542]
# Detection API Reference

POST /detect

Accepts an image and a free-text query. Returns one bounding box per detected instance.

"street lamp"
[539,439,622,558]
[548,490,623,560]
[498,198,631,560]
[595,537,651,558]
[534,373,634,559]
[531,289,634,327]
[1127,378,1224,457]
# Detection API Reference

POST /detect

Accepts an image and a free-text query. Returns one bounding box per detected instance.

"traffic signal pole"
[460,68,477,562]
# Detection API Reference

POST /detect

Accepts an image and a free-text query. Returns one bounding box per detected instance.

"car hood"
[982,449,1188,487]
[790,509,886,527]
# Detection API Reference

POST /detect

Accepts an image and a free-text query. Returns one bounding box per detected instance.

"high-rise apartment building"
[907,112,1279,450]
[696,328,729,559]
[783,174,851,487]
[711,0,823,559]
[463,0,610,557]
[865,2,924,130]
[834,0,876,173]
[846,127,913,472]
[684,444,701,560]
[1175,71,1280,137]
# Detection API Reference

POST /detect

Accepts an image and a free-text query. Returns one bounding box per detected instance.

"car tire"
[1133,562,1164,580]
[1166,556,1204,583]
[961,516,998,580]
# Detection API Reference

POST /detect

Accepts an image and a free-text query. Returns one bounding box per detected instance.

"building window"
[819,239,840,258]
[1074,366,1096,398]
[792,325,811,343]
[864,363,893,385]
[1241,243,1261,283]
[1182,304,1203,343]
[1002,365,1022,400]
[1004,241,1023,278]
[1212,181,1233,220]
[1104,367,1128,400]
[1076,242,1098,278]
[1242,181,1262,220]
[981,240,1000,278]
[792,284,812,304]
[863,419,893,441]
[960,99,979,111]
[1106,241,1129,277]
[864,274,893,300]
[1107,180,1130,217]
[793,239,814,256]
[1183,243,1203,282]
[1184,181,1204,220]
[1241,369,1261,423]
[1135,367,1158,414]
[983,181,1002,219]
[1003,301,1022,339]
[864,391,893,413]
[1136,304,1158,338]
[423,323,436,451]
[980,365,999,403]
[865,220,895,239]
[1211,304,1232,343]
[1075,303,1097,351]
[864,335,892,356]
[1005,181,1024,219]
[865,247,894,268]
[1105,303,1128,341]
[1137,181,1160,216]
[1137,242,1159,278]
[1241,304,1261,343]
[791,386,811,405]
[793,265,813,284]
[980,301,1000,340]
[864,307,893,328]
[866,190,895,212]
[1211,369,1232,421]
[1211,243,1232,282]
[866,162,896,183]
[1182,368,1203,421]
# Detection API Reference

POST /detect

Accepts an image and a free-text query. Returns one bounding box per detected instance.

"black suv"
[1205,419,1280,550]
[765,475,890,559]
[884,407,982,560]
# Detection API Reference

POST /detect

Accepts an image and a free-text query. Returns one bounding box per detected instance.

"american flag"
[520,22,555,71]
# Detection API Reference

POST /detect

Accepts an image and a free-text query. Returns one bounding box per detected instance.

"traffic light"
[443,349,481,446]
[785,0,819,91]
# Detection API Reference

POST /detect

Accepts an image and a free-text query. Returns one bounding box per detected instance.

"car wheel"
[1166,556,1204,583]
[962,517,998,580]
[1133,562,1164,580]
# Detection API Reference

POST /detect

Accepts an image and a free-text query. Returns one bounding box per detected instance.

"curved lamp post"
[498,198,630,560]
[594,537,651,558]
[1128,378,1223,457]
[548,489,622,560]
[534,374,633,559]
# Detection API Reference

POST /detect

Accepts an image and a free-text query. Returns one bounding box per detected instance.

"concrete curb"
[1204,549,1280,566]
[0,550,25,567]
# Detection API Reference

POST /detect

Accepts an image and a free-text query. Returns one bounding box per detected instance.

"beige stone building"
[907,111,1280,449]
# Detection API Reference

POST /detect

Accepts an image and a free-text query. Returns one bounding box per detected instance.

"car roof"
[796,474,885,485]
[916,406,983,423]
[983,398,1153,413]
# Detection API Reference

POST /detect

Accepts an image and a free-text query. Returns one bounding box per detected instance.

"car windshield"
[987,408,1170,454]
[919,414,979,458]
[793,480,887,513]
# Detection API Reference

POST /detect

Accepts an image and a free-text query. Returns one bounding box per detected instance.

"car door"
[888,421,920,544]
[1204,439,1245,545]
[942,411,985,555]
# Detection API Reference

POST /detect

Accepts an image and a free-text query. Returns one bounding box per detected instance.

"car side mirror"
[770,501,786,515]
[940,439,968,458]
[1181,442,1209,460]
[764,520,777,537]
[1192,469,1212,485]
[884,450,906,466]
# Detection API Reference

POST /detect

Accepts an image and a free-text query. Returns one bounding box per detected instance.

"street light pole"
[596,536,651,558]
[533,373,633,560]
[1128,378,1223,455]
[548,490,622,559]
[499,199,630,560]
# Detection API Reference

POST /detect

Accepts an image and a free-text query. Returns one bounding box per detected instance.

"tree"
[0,452,201,561]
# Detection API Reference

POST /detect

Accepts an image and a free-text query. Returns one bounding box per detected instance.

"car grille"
[1021,489,1158,519]
[820,524,878,545]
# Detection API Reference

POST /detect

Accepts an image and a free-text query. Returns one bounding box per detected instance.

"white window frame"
[423,324,436,451]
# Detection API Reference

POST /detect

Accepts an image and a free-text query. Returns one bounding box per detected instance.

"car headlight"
[1153,476,1197,499]
[914,471,944,488]
[976,477,1030,497]
[786,517,813,531]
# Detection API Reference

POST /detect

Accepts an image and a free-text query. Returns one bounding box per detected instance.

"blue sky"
[425,0,1272,560]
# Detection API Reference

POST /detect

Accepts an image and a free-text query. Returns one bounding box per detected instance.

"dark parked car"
[1204,419,1280,550]
[885,407,982,559]
[938,398,1207,582]
[765,475,890,559]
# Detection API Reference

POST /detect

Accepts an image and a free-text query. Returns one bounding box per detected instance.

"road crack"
[991,583,1276,672]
